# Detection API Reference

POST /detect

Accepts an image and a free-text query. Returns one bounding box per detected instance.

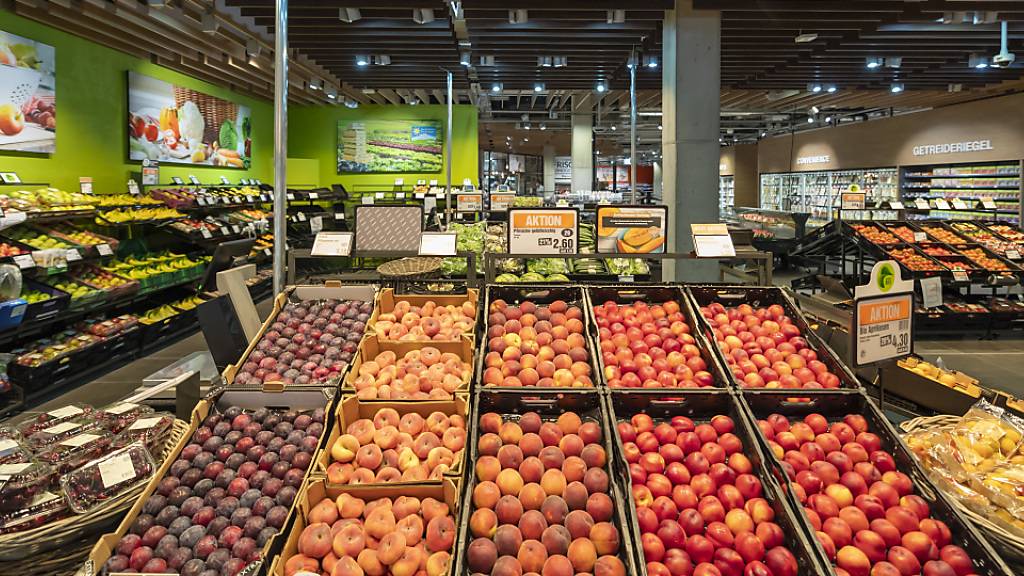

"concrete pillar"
[663,0,720,281]
[653,161,663,201]
[571,97,593,192]
[543,144,555,192]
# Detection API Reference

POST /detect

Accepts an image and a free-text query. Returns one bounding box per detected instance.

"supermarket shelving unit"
[719,175,734,219]
[900,160,1022,225]
[759,168,900,228]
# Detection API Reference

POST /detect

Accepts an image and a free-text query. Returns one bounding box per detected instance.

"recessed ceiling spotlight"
[865,57,883,69]
[524,123,531,130]
[344,99,359,109]
[807,116,815,123]
[794,33,818,43]
[534,83,545,93]
[491,83,503,93]
[607,9,625,24]
[891,82,905,93]
[479,55,495,67]
[595,81,607,93]
[808,83,823,93]
[509,9,528,24]
[611,125,617,131]
[824,116,832,123]
[201,11,218,33]
[373,55,391,66]
[339,8,361,23]
[969,53,989,68]
[552,56,568,68]
[886,56,902,69]
[538,56,553,67]
[643,55,658,68]
[657,125,663,130]
[810,106,820,114]
[539,123,546,131]
[460,52,471,66]
[355,54,369,67]
[826,85,837,93]
[326,87,337,100]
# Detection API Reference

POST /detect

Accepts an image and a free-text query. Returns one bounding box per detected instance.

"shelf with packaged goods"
[759,167,899,223]
[899,161,1022,224]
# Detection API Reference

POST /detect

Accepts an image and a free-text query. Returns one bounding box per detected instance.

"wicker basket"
[901,415,1024,569]
[173,87,237,146]
[376,257,443,279]
[0,418,191,575]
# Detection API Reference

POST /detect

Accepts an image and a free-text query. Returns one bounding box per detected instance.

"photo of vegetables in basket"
[0,29,56,153]
[127,71,251,168]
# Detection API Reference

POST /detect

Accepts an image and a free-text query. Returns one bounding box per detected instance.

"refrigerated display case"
[760,168,899,227]
[719,175,734,219]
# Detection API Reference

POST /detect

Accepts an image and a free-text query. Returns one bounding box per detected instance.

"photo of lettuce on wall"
[128,71,251,168]
[0,30,56,153]
[338,119,443,173]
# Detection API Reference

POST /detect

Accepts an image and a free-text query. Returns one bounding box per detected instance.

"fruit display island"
[0,282,998,576]
[792,219,1024,334]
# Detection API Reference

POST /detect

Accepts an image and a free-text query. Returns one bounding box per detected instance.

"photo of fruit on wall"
[596,206,668,254]
[128,71,252,168]
[338,119,443,174]
[0,30,56,153]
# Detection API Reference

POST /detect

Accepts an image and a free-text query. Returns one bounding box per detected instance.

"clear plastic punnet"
[60,443,156,514]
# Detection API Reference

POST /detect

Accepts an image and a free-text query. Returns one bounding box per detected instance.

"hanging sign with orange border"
[853,260,914,365]
[508,208,578,255]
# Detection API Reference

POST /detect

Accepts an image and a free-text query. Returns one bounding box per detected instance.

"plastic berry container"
[60,443,156,514]
[0,437,30,466]
[16,404,95,437]
[36,431,114,475]
[98,402,155,434]
[0,490,68,534]
[24,418,106,451]
[111,412,175,450]
[0,460,55,514]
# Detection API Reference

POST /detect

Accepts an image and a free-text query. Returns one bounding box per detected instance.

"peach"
[497,468,525,496]
[397,514,423,546]
[902,531,939,564]
[539,446,565,470]
[724,509,754,535]
[520,456,546,483]
[544,554,575,576]
[870,519,903,548]
[365,506,397,540]
[426,551,450,576]
[378,532,407,565]
[357,548,385,575]
[333,523,366,557]
[391,546,422,576]
[309,499,339,525]
[816,531,837,560]
[587,492,613,522]
[336,493,366,519]
[542,495,569,525]
[885,506,921,535]
[373,408,400,429]
[521,433,544,457]
[474,480,501,509]
[491,555,523,576]
[853,529,888,563]
[542,525,571,556]
[564,481,589,511]
[939,545,974,576]
[837,546,871,576]
[920,519,952,549]
[285,554,319,576]
[823,517,853,549]
[477,455,502,482]
[348,419,376,444]
[331,434,360,463]
[500,421,524,444]
[562,456,588,483]
[870,562,903,576]
[541,469,567,496]
[499,444,526,469]
[497,494,525,525]
[356,444,383,470]
[425,515,456,553]
[520,509,548,540]
[414,432,442,459]
[594,555,626,576]
[565,509,595,540]
[470,508,498,538]
[839,506,870,533]
[887,545,922,576]
[479,433,502,456]
[755,522,785,549]
[518,539,548,573]
[590,522,620,555]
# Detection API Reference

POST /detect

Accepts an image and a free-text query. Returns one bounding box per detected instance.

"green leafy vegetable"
[219,120,238,150]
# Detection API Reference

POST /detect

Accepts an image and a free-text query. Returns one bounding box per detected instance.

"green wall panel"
[0,10,273,192]
[287,104,479,192]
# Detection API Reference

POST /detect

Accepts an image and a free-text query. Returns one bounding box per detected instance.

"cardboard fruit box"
[315,393,469,483]
[265,477,460,576]
[343,334,474,399]
[366,287,479,343]
[86,387,337,576]
[222,282,377,391]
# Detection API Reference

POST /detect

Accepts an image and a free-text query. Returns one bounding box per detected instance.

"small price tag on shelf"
[1006,249,1021,260]
[220,176,231,185]
[263,248,272,257]
[375,192,385,200]
[171,176,185,185]
[0,172,20,184]
[415,193,425,199]
[334,212,345,220]
[127,180,140,196]
[396,193,406,199]
[952,269,970,283]
[888,201,904,210]
[188,175,201,185]
[12,254,33,269]
[255,179,263,185]
[393,178,404,187]
[245,195,254,203]
[417,179,427,186]
[914,198,931,210]
[197,197,209,206]
[981,198,998,210]
[951,199,968,210]
[618,275,635,283]
[310,232,353,257]
[219,227,230,236]
[920,276,943,308]
[429,179,438,187]
[65,249,81,262]
[232,196,242,204]
[231,225,241,234]
[362,196,374,205]
[96,244,113,257]
[913,232,927,242]
[308,192,319,199]
[261,194,270,202]
[286,193,295,201]
[297,212,307,222]
[934,199,951,210]
[79,177,93,195]
[310,216,324,235]
[201,228,213,239]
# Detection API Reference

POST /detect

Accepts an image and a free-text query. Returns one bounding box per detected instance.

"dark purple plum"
[180,525,207,549]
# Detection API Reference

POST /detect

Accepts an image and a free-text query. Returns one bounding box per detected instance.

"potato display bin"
[453,389,639,576]
[685,285,862,390]
[740,390,1014,576]
[585,285,731,390]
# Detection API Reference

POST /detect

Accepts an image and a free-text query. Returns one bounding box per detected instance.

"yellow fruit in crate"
[938,373,956,385]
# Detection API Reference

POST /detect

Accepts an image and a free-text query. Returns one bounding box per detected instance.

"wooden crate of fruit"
[740,390,1016,576]
[343,334,473,400]
[585,284,732,390]
[314,393,469,484]
[367,287,479,343]
[265,476,460,576]
[222,282,377,390]
[685,285,862,391]
[606,389,832,576]
[86,387,335,575]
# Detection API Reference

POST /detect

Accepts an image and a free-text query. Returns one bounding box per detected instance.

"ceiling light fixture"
[611,125,616,131]
[807,116,815,124]
[827,84,837,93]
[760,131,767,137]
[549,110,558,119]
[969,53,989,68]
[374,55,391,66]
[308,79,322,91]
[891,83,905,93]
[886,56,902,69]
[509,9,528,24]
[595,81,607,93]
[808,83,823,93]
[626,53,638,69]
[824,116,832,123]
[643,55,658,68]
[538,56,552,67]
[460,51,471,66]
[865,57,883,69]
[339,7,361,23]
[326,87,338,100]
[539,123,546,131]
[948,83,963,93]
[523,137,529,142]
[657,125,663,130]
[534,83,545,93]
[794,32,818,43]
[245,39,261,58]
[607,9,625,24]
[479,55,495,66]
[344,99,359,109]
[355,54,369,67]
[552,56,568,68]
[413,8,434,24]
[491,83,503,93]
[201,11,218,33]
[524,123,531,130]
[809,106,820,114]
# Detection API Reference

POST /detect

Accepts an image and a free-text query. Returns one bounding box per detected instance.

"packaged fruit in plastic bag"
[951,399,1023,468]
[111,412,176,450]
[60,443,156,513]
[970,463,1024,522]
[98,401,156,434]
[0,460,55,514]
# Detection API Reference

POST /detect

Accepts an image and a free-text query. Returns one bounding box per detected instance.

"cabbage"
[178,101,205,146]
[495,273,518,283]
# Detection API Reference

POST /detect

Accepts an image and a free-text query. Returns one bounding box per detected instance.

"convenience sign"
[508,208,578,255]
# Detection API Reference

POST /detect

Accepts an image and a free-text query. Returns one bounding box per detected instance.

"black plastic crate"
[478,284,600,391]
[585,285,731,390]
[453,389,640,576]
[740,390,1014,576]
[606,389,833,576]
[20,280,70,323]
[685,285,862,391]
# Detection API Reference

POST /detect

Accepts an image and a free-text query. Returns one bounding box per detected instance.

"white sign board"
[508,208,578,255]
[310,232,353,257]
[456,193,482,212]
[554,156,573,183]
[853,260,914,366]
[691,223,736,258]
[920,276,943,309]
[419,232,457,256]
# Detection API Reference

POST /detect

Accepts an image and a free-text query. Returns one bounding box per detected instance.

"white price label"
[1006,250,1021,260]
[308,192,319,199]
[13,254,34,269]
[889,201,904,210]
[297,212,307,222]
[60,433,101,448]
[127,180,140,196]
[981,198,998,210]
[231,225,241,234]
[310,216,324,234]
[201,228,213,239]
[334,213,345,220]
[232,196,242,204]
[287,193,295,201]
[934,199,951,210]
[261,194,270,202]
[618,275,635,283]
[920,276,943,309]
[42,421,80,435]
[457,193,483,212]
[246,195,255,203]
[396,193,406,199]
[96,244,113,257]
[913,232,927,242]
[394,178,404,187]
[693,234,737,258]
[129,417,163,431]
[65,249,81,262]
[419,232,457,256]
[220,227,230,236]
[310,232,353,257]
[953,270,970,283]
[0,462,31,475]
[220,176,231,185]
[416,193,425,199]
[105,402,138,415]
[914,198,931,210]
[375,192,385,199]
[263,248,272,257]
[197,197,209,206]
[429,179,438,186]
[0,438,18,457]
[48,405,84,419]
[951,199,968,210]
[188,175,201,185]
[99,451,138,488]
[362,196,375,205]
